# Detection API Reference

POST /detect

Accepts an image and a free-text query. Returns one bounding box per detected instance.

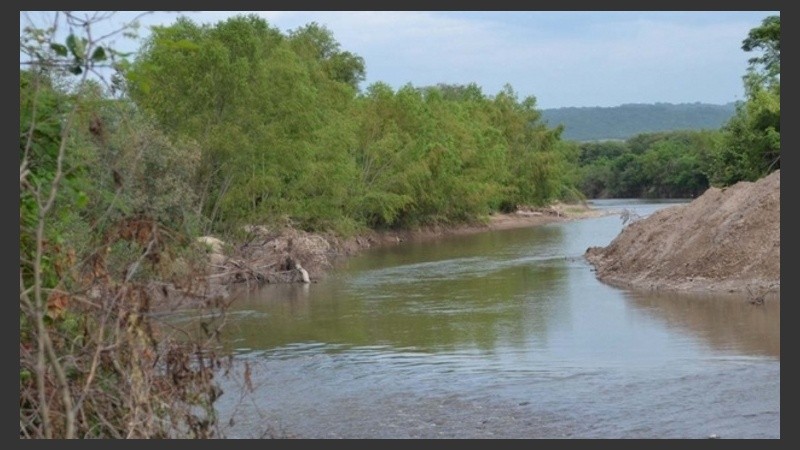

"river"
[211,199,780,438]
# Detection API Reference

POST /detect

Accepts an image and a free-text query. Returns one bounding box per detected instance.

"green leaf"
[69,64,82,75]
[91,46,107,62]
[50,43,68,57]
[66,34,78,56]
[66,34,86,60]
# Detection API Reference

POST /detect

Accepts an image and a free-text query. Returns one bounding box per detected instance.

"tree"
[709,14,780,186]
[128,15,365,233]
[288,22,366,91]
[742,15,780,81]
[20,12,228,438]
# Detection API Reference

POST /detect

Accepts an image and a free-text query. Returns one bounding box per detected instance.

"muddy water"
[213,199,780,438]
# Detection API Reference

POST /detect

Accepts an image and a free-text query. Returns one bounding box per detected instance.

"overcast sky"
[20,11,778,109]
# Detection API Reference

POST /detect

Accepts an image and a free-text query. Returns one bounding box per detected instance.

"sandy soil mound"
[585,170,780,297]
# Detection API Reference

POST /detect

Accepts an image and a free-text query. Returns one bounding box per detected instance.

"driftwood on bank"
[198,227,334,292]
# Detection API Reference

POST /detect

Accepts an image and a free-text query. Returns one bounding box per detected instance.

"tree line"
[541,102,736,142]
[572,14,779,198]
[18,12,779,438]
[124,15,583,235]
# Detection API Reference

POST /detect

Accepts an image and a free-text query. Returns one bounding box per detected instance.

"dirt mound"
[586,170,780,296]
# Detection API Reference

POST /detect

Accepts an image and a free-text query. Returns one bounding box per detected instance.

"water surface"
[213,199,780,438]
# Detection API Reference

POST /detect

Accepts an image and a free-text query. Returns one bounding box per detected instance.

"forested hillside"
[541,102,736,141]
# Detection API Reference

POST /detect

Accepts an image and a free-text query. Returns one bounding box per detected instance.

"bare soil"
[351,202,606,246]
[586,170,780,298]
[190,202,605,301]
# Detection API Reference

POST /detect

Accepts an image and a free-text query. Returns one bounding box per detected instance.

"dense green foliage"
[575,130,720,198]
[20,70,203,289]
[22,12,781,247]
[20,11,782,438]
[126,15,580,233]
[573,14,779,197]
[20,19,222,436]
[541,102,736,141]
[708,14,780,186]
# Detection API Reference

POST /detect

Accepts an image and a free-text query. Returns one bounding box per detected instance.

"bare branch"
[20,11,227,439]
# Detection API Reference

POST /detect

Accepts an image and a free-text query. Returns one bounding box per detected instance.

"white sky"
[20,11,778,109]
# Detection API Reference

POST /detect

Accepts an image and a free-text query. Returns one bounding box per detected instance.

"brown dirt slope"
[585,170,780,296]
[191,203,602,301]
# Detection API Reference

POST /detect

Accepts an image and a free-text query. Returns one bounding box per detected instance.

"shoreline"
[351,202,608,248]
[587,271,780,299]
[584,171,779,298]
[165,202,609,308]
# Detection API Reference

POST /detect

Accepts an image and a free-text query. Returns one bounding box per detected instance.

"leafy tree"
[574,130,718,198]
[288,22,366,90]
[129,14,578,232]
[488,85,568,209]
[128,15,365,233]
[742,14,780,81]
[20,12,226,438]
[710,14,780,185]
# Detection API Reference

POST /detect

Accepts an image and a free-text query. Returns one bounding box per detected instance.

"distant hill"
[541,102,737,141]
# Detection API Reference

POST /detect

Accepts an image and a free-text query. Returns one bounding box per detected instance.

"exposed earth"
[156,167,781,309]
[180,203,603,304]
[585,170,780,299]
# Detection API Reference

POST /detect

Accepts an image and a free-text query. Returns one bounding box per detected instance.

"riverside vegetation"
[19,12,779,438]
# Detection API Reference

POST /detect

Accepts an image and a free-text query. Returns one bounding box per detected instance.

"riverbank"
[211,197,779,439]
[586,170,780,298]
[156,202,605,308]
[355,202,606,246]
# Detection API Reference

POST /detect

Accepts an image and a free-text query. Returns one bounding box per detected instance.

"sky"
[20,11,778,109]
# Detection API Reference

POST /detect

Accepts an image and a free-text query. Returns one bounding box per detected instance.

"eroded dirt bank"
[585,171,780,297]
[184,203,604,303]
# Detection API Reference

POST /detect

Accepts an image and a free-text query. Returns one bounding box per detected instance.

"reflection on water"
[213,199,779,438]
[624,290,779,358]
[226,225,572,354]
